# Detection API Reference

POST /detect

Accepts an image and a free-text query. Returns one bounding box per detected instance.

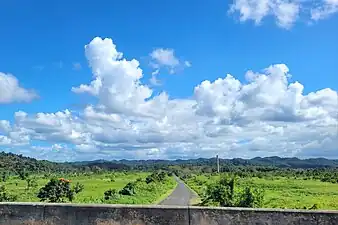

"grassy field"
[186,174,338,209]
[3,172,176,204]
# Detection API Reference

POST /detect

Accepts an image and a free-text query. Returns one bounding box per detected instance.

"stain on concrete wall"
[1,203,338,225]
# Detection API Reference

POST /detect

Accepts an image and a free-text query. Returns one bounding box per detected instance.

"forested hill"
[0,152,76,174]
[1,151,338,174]
[75,156,338,169]
[0,152,128,173]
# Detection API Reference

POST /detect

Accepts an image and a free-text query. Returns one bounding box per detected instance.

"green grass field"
[3,172,176,205]
[186,174,338,209]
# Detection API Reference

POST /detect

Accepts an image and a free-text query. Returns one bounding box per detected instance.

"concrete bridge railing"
[1,202,338,225]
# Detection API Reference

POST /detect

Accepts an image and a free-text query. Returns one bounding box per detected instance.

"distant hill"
[239,156,338,168]
[0,152,130,174]
[0,151,76,174]
[73,156,338,169]
[1,151,338,175]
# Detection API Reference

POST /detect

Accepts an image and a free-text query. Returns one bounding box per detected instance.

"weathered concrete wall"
[189,207,338,225]
[1,203,338,225]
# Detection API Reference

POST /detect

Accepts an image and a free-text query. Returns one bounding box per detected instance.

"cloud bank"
[229,0,338,28]
[0,37,337,161]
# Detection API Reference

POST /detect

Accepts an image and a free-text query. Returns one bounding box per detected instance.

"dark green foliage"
[0,151,76,174]
[16,168,29,180]
[202,177,236,207]
[104,188,119,200]
[3,151,338,177]
[309,204,318,210]
[119,182,136,196]
[202,176,264,208]
[237,187,264,208]
[26,176,38,190]
[0,185,17,202]
[167,171,173,176]
[73,182,84,194]
[0,171,8,182]
[37,178,83,203]
[145,171,167,184]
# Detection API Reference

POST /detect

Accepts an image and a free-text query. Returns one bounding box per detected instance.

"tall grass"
[185,173,338,209]
[3,172,176,205]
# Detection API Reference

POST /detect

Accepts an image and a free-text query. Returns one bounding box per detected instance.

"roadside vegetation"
[2,151,338,209]
[183,170,338,209]
[0,171,175,204]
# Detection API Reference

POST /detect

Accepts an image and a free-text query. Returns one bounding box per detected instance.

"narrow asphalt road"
[159,176,198,206]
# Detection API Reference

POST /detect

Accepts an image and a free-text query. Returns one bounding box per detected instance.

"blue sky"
[0,0,337,161]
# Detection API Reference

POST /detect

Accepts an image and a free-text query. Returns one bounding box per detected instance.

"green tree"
[16,168,29,180]
[37,178,83,203]
[202,176,264,208]
[202,177,236,207]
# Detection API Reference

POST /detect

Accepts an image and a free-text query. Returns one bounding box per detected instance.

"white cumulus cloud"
[311,0,338,20]
[151,48,180,68]
[0,72,38,104]
[149,48,191,84]
[229,0,338,28]
[1,37,337,161]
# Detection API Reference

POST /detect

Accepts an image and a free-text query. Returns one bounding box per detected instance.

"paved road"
[159,176,198,206]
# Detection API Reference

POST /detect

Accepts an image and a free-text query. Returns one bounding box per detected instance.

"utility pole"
[216,155,220,173]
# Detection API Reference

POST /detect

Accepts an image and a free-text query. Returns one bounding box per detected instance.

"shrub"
[119,182,136,196]
[16,168,29,180]
[201,176,264,208]
[237,187,264,208]
[104,188,119,200]
[73,182,84,194]
[0,171,8,182]
[37,178,84,203]
[26,176,38,190]
[0,185,17,202]
[202,177,236,207]
[145,171,168,184]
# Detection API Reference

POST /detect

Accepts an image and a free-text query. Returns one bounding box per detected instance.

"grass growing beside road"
[3,172,176,205]
[185,174,338,209]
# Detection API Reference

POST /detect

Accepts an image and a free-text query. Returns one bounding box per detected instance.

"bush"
[104,188,119,200]
[73,182,84,194]
[202,177,236,207]
[145,171,167,184]
[16,168,29,180]
[237,187,264,208]
[0,171,8,182]
[37,178,84,203]
[119,182,136,196]
[26,176,38,190]
[201,176,264,208]
[0,185,17,202]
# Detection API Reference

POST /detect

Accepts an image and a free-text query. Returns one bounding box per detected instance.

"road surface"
[159,176,198,206]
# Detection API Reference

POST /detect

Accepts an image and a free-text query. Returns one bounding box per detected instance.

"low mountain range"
[1,151,338,174]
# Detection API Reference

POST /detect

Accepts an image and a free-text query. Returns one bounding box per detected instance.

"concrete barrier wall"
[1,203,338,225]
